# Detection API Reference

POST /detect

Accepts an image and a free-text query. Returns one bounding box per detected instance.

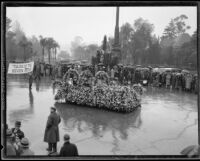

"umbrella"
[181,145,200,157]
[98,63,104,66]
[74,61,81,65]
[176,73,182,76]
[182,70,190,74]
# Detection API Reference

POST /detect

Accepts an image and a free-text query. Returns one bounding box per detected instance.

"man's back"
[60,142,78,156]
[51,112,61,127]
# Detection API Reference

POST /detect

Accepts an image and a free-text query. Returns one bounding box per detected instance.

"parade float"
[54,69,143,113]
[54,7,143,113]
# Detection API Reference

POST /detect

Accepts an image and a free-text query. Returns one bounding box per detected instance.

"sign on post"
[8,62,34,74]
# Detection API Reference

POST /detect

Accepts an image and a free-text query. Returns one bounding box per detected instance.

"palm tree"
[39,36,47,62]
[52,40,60,62]
[45,37,54,64]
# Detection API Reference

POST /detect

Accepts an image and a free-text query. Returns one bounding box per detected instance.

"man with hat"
[11,121,25,140]
[6,129,16,156]
[19,138,34,156]
[59,134,79,156]
[44,107,61,154]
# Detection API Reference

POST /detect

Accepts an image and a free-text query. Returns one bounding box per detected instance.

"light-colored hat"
[21,138,29,148]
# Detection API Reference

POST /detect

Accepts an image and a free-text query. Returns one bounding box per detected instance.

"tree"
[177,31,197,68]
[39,36,47,62]
[131,18,154,64]
[107,36,114,51]
[57,50,70,60]
[119,22,133,64]
[147,35,161,65]
[162,15,191,39]
[102,35,108,51]
[162,19,177,39]
[6,17,12,36]
[19,35,33,61]
[30,36,43,60]
[52,40,60,62]
[70,36,84,60]
[85,44,99,62]
[174,15,191,35]
[45,37,55,64]
[160,15,192,67]
[12,21,26,45]
[6,17,18,61]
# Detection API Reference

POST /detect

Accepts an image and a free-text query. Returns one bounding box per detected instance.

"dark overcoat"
[60,142,78,156]
[44,112,61,143]
[11,128,25,140]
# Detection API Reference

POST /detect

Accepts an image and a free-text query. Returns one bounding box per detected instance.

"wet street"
[6,77,198,155]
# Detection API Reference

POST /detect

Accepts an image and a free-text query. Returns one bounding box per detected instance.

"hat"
[6,129,14,138]
[64,134,70,141]
[21,138,29,148]
[15,121,21,127]
[51,107,56,111]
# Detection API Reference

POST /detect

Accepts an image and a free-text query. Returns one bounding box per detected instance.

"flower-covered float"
[54,69,143,113]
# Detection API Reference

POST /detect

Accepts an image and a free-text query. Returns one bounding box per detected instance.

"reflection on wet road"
[6,78,198,155]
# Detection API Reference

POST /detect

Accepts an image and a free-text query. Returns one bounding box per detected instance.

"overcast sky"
[7,7,197,52]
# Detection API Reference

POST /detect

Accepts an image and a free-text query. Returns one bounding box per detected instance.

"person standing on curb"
[44,107,61,154]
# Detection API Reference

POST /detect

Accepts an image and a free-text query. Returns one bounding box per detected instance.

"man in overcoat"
[44,107,61,154]
[60,134,79,156]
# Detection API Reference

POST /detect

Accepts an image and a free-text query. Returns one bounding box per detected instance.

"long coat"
[44,112,61,143]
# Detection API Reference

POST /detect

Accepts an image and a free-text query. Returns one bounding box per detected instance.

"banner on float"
[8,62,34,74]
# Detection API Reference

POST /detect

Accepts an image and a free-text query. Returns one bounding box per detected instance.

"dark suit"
[11,128,25,140]
[60,142,78,156]
[44,112,61,152]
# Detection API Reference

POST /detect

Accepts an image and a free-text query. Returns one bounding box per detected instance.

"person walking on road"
[29,72,33,90]
[44,107,61,154]
[60,134,79,157]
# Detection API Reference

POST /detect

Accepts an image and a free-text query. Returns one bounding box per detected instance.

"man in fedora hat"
[19,138,34,156]
[44,107,61,154]
[6,129,16,156]
[11,121,25,140]
[59,134,78,156]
